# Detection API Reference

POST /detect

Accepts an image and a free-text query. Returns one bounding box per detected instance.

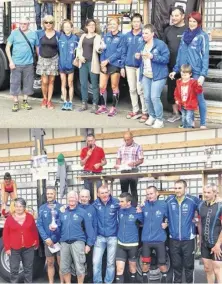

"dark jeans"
[80,2,95,30]
[120,168,138,206]
[83,172,102,201]
[79,61,99,105]
[85,247,93,283]
[10,247,35,283]
[34,0,53,29]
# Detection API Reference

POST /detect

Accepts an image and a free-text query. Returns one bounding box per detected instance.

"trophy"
[49,204,58,229]
[204,147,214,168]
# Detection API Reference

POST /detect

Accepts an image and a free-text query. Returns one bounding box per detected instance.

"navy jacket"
[93,196,119,237]
[79,203,97,238]
[100,31,124,68]
[166,194,200,241]
[173,30,209,77]
[37,201,61,243]
[117,206,143,244]
[122,30,143,68]
[58,33,79,72]
[137,38,170,81]
[142,200,168,242]
[59,205,95,246]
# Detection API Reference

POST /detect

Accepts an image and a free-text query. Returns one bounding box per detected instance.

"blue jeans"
[181,108,194,128]
[142,76,166,120]
[34,0,53,29]
[192,74,207,126]
[79,61,99,104]
[93,236,117,284]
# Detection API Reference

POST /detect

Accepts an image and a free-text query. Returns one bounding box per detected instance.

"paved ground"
[0,90,221,128]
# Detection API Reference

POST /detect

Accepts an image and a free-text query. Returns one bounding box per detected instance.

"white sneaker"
[152,119,164,128]
[145,116,155,126]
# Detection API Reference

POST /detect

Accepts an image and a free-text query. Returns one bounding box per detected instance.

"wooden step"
[195,104,222,123]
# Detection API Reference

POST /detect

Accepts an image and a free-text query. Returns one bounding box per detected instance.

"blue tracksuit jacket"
[93,196,120,237]
[141,200,168,242]
[79,203,97,238]
[37,201,62,243]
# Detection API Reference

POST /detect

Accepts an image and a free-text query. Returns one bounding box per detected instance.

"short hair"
[204,183,217,193]
[131,13,143,22]
[60,19,73,32]
[67,190,78,199]
[119,192,133,203]
[46,186,56,192]
[98,184,109,193]
[84,19,100,34]
[124,131,133,138]
[175,179,187,188]
[86,133,95,139]
[146,185,158,192]
[170,6,185,16]
[181,64,192,74]
[14,198,26,207]
[143,24,156,34]
[108,17,120,25]
[79,189,91,197]
[4,172,11,180]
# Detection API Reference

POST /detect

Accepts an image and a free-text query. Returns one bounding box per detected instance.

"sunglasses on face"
[44,21,53,24]
[175,187,182,189]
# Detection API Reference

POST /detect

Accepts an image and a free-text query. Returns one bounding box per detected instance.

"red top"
[174,78,203,110]
[3,213,39,251]
[80,146,105,173]
[3,181,14,193]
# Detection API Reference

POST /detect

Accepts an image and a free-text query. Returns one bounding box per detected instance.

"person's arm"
[1,182,5,205]
[107,35,124,65]
[200,32,209,78]
[31,215,40,248]
[128,145,144,168]
[193,80,203,94]
[210,207,222,260]
[100,35,106,62]
[5,41,15,70]
[80,148,92,167]
[93,148,107,170]
[151,41,170,65]
[172,38,184,74]
[36,208,52,244]
[84,211,95,247]
[13,181,17,198]
[174,80,180,105]
[114,147,122,169]
[3,218,11,254]
[94,34,102,53]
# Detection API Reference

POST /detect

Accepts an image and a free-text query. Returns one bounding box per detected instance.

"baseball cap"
[57,153,65,166]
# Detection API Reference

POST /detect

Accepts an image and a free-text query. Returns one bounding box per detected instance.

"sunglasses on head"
[44,21,53,24]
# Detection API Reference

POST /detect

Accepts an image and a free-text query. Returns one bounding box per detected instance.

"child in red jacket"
[174,64,203,128]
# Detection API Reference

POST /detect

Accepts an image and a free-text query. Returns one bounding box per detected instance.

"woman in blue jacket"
[96,18,124,117]
[136,24,170,128]
[169,12,209,128]
[58,20,78,111]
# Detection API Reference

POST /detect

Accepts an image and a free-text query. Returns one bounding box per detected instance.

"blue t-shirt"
[7,29,39,65]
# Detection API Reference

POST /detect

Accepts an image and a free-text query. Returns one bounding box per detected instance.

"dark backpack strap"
[19,28,35,62]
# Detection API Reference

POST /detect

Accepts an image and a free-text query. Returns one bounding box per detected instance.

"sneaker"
[21,101,32,110]
[152,119,164,128]
[126,111,142,119]
[139,114,148,123]
[61,102,68,110]
[90,104,98,113]
[145,116,155,126]
[167,113,181,123]
[12,103,19,112]
[200,125,207,129]
[41,99,47,109]
[108,106,117,117]
[79,102,88,112]
[95,105,108,115]
[67,102,73,111]
[47,101,55,110]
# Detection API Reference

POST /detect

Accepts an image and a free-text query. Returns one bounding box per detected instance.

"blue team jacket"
[100,31,124,68]
[137,38,170,81]
[173,30,209,77]
[37,201,62,243]
[79,203,97,238]
[93,196,119,237]
[166,194,200,241]
[142,200,168,242]
[59,205,95,246]
[122,30,143,68]
[117,206,143,244]
[58,33,79,72]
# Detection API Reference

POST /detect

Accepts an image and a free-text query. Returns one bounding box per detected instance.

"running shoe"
[126,111,141,119]
[41,99,47,109]
[67,102,73,111]
[167,114,181,123]
[95,105,108,115]
[12,103,19,112]
[47,101,55,110]
[108,106,117,117]
[139,114,148,123]
[21,101,32,110]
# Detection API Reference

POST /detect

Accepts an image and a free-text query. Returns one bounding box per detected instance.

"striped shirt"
[117,142,144,165]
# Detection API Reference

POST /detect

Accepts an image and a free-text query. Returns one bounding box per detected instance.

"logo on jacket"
[73,214,79,220]
[98,206,102,210]
[110,205,115,209]
[155,210,162,217]
[88,213,92,218]
[144,212,148,217]
[44,213,47,218]
[171,203,177,210]
[182,204,188,213]
[120,214,123,218]
[129,214,135,220]
[113,37,119,43]
[64,215,67,220]
[127,37,132,42]
[138,37,143,42]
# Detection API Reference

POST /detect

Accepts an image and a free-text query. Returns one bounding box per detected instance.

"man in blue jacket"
[116,192,143,283]
[166,179,200,283]
[59,190,95,284]
[37,186,63,284]
[139,186,168,283]
[121,13,148,123]
[79,189,97,283]
[93,185,120,283]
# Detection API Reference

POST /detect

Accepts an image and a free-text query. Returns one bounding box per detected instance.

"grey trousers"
[10,247,34,283]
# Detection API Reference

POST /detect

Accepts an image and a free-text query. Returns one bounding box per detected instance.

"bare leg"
[41,75,49,100]
[68,73,74,102]
[56,255,64,284]
[48,75,55,102]
[46,256,55,284]
[77,274,85,284]
[60,73,67,102]
[63,273,71,284]
[202,258,215,283]
[212,260,222,284]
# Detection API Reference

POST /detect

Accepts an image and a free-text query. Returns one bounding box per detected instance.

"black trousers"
[120,169,138,206]
[80,2,95,30]
[10,247,35,283]
[85,247,93,283]
[169,239,195,283]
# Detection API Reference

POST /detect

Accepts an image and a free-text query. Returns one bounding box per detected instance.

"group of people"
[6,5,209,128]
[2,181,222,284]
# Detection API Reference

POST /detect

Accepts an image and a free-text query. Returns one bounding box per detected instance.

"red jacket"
[174,78,203,110]
[3,213,39,251]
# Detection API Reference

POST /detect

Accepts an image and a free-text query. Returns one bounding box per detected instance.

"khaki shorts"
[60,241,86,276]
